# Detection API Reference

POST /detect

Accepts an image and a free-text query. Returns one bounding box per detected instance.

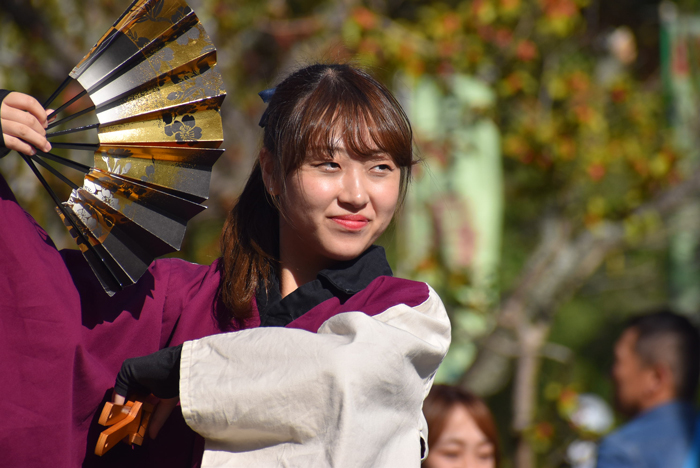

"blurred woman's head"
[423,384,500,468]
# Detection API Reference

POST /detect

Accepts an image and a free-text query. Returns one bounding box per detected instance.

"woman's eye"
[317,162,340,170]
[435,446,462,459]
[439,450,461,459]
[372,163,394,173]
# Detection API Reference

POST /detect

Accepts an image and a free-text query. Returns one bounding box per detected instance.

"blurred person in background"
[422,384,500,468]
[597,310,700,468]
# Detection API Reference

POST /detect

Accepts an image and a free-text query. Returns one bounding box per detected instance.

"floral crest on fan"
[163,114,202,141]
[102,154,132,176]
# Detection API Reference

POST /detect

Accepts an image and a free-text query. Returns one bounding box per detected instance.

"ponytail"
[218,162,279,328]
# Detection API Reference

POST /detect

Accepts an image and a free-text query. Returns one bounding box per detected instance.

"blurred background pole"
[660,1,700,320]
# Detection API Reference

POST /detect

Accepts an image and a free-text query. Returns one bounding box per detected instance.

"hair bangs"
[277,67,413,173]
[341,76,413,170]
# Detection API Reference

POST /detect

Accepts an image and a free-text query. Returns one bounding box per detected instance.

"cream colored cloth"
[180,284,450,467]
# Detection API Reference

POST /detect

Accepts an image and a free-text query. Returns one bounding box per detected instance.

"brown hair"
[422,384,500,467]
[217,64,415,329]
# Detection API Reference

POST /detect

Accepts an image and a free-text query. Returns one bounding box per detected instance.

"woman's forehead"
[307,120,386,151]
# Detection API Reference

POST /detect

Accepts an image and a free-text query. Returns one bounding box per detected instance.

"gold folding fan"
[24,0,226,295]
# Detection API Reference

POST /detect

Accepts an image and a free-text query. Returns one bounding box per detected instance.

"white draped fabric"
[180,284,451,467]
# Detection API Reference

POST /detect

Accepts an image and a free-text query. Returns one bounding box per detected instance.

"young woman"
[0,64,450,467]
[422,385,500,468]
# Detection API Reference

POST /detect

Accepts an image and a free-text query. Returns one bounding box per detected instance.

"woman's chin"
[324,245,372,263]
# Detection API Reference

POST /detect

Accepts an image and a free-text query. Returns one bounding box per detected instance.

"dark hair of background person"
[625,310,700,401]
[423,384,500,467]
[217,63,415,328]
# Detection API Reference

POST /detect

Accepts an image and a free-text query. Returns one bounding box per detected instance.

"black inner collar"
[257,245,393,327]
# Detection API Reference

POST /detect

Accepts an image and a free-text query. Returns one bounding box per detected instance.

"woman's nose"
[338,169,369,208]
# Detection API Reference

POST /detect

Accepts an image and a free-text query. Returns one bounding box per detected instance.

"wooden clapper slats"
[95,399,154,456]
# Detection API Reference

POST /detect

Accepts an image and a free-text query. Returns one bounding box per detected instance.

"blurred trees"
[1,0,698,466]
[339,1,693,467]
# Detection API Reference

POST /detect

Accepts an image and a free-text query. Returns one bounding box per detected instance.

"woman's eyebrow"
[439,437,468,447]
[362,152,393,162]
[368,151,391,158]
[304,150,336,162]
[307,143,342,152]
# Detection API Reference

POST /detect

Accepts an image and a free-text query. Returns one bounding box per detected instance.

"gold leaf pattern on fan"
[95,61,224,124]
[44,0,225,294]
[98,107,223,147]
[57,209,100,252]
[89,18,219,104]
[65,189,116,243]
[71,0,191,79]
[93,146,222,201]
[121,0,190,48]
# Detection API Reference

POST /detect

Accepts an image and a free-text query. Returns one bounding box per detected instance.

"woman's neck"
[279,266,313,298]
[278,226,335,298]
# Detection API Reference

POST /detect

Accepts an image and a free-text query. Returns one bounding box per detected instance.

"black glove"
[114,344,183,399]
[0,89,11,158]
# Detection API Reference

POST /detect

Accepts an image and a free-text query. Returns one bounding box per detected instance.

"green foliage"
[342,0,677,230]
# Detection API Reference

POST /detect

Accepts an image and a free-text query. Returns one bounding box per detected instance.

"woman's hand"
[147,396,180,439]
[1,92,52,156]
[112,344,183,439]
[113,344,182,400]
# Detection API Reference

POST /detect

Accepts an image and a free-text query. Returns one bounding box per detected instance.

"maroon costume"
[0,171,259,467]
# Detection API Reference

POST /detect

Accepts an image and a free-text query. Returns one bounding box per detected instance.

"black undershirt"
[256,245,393,328]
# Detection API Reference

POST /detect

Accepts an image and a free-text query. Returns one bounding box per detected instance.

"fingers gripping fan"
[27,0,226,295]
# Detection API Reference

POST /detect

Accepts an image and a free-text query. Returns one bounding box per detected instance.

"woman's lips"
[331,215,369,230]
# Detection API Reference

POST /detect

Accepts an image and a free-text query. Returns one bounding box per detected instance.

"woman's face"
[424,404,496,468]
[276,138,400,273]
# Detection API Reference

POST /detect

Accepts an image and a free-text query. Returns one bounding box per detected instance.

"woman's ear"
[259,148,280,196]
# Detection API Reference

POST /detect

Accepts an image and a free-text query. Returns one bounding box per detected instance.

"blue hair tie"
[258,87,276,128]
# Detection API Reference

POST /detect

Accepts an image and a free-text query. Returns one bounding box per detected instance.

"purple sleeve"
[0,172,226,468]
[0,164,83,466]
